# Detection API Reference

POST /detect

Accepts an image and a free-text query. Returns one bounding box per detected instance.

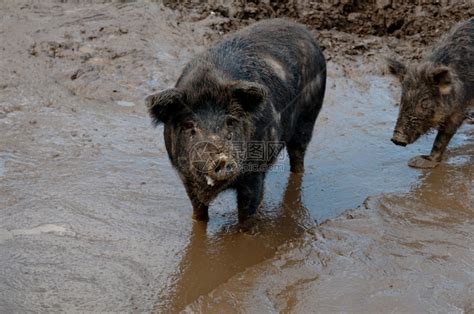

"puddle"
[0,1,472,313]
[186,143,473,313]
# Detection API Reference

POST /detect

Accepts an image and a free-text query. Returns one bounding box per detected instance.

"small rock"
[376,0,391,9]
[347,13,362,23]
[70,69,82,80]
[28,43,38,56]
[87,57,109,65]
[116,101,135,107]
[414,6,426,17]
[79,46,94,54]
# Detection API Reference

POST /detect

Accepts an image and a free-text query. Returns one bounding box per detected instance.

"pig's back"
[429,18,474,101]
[207,19,326,113]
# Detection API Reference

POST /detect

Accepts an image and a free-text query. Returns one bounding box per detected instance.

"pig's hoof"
[408,155,440,169]
[237,216,257,231]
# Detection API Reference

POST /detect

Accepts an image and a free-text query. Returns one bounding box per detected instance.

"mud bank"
[0,1,473,313]
[167,0,474,60]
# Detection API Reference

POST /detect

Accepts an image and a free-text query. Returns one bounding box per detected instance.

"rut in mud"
[0,1,472,312]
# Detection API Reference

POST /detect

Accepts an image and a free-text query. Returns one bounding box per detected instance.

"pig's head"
[386,58,461,146]
[145,79,267,191]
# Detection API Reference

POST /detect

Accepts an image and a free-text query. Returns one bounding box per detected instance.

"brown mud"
[0,1,473,313]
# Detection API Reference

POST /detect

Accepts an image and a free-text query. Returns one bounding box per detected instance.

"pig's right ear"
[386,58,406,80]
[145,89,185,125]
[230,81,268,113]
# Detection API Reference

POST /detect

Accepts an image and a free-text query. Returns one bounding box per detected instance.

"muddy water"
[0,1,472,313]
[186,139,473,313]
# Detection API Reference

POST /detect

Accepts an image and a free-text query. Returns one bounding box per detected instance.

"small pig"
[387,18,473,168]
[146,19,326,221]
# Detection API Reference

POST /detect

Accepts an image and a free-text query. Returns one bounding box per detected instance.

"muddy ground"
[0,1,473,313]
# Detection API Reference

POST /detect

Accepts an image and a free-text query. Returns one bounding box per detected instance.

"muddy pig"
[145,19,326,221]
[387,18,473,168]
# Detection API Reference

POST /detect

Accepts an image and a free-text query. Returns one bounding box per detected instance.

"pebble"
[116,101,135,107]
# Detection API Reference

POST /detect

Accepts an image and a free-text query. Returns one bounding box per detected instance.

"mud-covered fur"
[146,19,326,221]
[387,18,473,168]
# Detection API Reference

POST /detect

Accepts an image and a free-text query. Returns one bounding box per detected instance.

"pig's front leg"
[185,186,209,221]
[191,200,209,222]
[236,173,265,221]
[409,112,464,169]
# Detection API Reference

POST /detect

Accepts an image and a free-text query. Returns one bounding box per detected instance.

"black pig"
[146,19,326,221]
[387,18,473,168]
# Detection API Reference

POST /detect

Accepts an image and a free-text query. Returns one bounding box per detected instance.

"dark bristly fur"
[146,19,326,221]
[387,18,473,168]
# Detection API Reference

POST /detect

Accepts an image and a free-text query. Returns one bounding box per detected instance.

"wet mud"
[0,1,473,313]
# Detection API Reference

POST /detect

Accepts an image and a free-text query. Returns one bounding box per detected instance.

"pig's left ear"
[431,66,453,95]
[145,88,185,125]
[230,81,268,113]
[386,58,406,81]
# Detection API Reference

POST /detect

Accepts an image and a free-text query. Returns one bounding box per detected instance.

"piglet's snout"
[391,131,408,147]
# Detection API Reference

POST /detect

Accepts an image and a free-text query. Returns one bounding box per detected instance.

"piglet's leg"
[408,113,464,169]
[236,173,265,222]
[430,113,465,161]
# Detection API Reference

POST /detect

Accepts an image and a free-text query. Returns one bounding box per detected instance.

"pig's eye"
[182,121,196,134]
[421,101,431,110]
[225,117,238,128]
[226,132,233,141]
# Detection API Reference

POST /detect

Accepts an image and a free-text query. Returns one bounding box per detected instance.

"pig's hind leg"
[287,76,325,173]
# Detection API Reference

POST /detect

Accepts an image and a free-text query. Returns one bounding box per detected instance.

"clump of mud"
[166,0,473,38]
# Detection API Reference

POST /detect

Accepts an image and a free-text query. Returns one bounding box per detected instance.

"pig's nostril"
[212,159,236,180]
[214,159,227,174]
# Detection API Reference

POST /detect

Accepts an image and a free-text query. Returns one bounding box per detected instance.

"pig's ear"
[431,66,453,95]
[145,88,185,125]
[386,58,406,80]
[230,81,267,113]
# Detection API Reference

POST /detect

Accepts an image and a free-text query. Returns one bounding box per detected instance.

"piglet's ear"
[230,81,267,113]
[431,66,452,95]
[386,58,406,81]
[145,88,185,125]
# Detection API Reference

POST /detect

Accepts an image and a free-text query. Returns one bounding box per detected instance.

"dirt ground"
[0,1,473,313]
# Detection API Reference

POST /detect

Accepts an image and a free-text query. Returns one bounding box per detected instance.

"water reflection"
[156,172,315,312]
[178,135,474,313]
[380,136,473,224]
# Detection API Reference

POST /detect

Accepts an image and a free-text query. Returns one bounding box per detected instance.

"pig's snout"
[391,132,408,147]
[209,154,237,181]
